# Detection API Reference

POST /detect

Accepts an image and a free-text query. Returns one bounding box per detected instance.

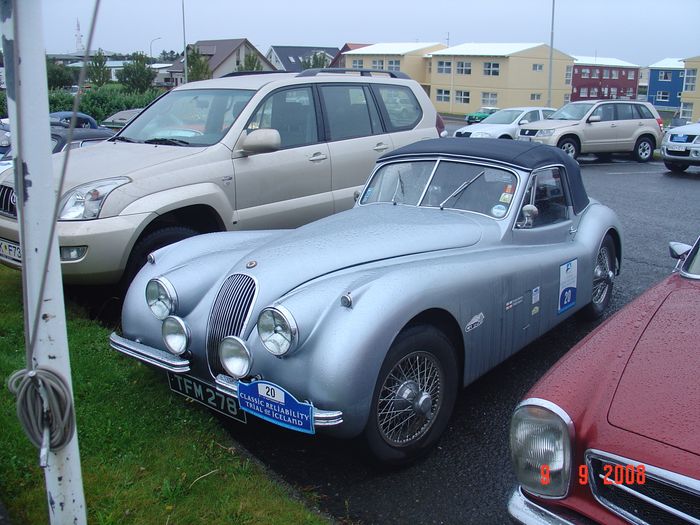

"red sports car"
[508,237,700,524]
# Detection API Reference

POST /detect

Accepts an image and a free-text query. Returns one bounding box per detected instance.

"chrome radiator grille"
[206,273,256,374]
[586,450,700,525]
[0,185,17,218]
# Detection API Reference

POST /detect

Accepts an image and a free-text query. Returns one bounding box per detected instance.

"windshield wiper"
[111,135,139,143]
[144,137,191,146]
[439,170,484,210]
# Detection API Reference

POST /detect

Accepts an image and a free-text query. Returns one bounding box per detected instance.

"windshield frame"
[358,156,522,221]
[680,235,700,279]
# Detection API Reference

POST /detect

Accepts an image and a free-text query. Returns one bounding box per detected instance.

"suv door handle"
[309,152,328,162]
[373,143,389,152]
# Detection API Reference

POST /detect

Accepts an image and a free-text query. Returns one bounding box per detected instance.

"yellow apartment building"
[342,42,446,85]
[680,55,699,122]
[427,43,574,115]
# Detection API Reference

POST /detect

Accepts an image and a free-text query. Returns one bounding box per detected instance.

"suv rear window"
[373,85,422,131]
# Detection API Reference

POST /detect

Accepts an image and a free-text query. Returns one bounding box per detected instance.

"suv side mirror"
[588,115,601,123]
[237,129,281,156]
[518,119,529,125]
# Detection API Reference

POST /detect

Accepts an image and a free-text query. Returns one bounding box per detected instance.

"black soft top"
[381,138,590,214]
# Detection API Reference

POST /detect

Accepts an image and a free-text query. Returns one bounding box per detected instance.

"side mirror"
[588,115,601,123]
[518,119,529,125]
[237,129,281,156]
[669,241,692,260]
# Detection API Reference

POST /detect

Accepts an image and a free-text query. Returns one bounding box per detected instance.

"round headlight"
[257,306,297,356]
[146,278,177,320]
[218,336,252,378]
[510,399,574,499]
[162,316,189,356]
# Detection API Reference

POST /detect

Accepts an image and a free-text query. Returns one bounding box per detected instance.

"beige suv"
[0,70,442,285]
[517,100,663,161]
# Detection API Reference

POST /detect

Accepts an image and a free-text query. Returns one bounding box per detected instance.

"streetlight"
[149,36,162,61]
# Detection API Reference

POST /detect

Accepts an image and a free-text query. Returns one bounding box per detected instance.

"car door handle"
[309,152,328,162]
[373,143,389,152]
[610,123,617,127]
[569,226,578,235]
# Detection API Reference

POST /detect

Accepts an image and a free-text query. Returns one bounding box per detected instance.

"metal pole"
[150,36,162,61]
[182,0,188,84]
[0,1,87,523]
[547,0,555,107]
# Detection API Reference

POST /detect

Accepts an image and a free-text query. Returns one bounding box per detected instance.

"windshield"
[118,88,255,146]
[547,103,594,121]
[360,160,518,219]
[481,109,523,125]
[683,236,700,277]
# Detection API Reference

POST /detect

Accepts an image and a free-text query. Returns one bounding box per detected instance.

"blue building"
[647,58,684,110]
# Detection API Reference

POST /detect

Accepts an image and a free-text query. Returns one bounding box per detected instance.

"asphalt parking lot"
[222,157,700,525]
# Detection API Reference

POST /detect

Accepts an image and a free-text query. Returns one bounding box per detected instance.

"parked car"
[0,123,11,156]
[0,126,114,173]
[109,138,622,464]
[508,235,700,524]
[661,121,700,173]
[101,108,143,129]
[518,100,664,161]
[49,111,101,129]
[0,69,442,286]
[454,107,555,139]
[465,106,499,124]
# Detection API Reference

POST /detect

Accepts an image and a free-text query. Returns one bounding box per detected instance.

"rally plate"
[238,380,315,434]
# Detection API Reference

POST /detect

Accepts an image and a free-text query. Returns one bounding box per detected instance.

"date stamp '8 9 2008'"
[540,464,646,486]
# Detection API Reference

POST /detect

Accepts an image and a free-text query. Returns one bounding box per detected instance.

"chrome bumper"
[508,487,596,525]
[109,332,344,427]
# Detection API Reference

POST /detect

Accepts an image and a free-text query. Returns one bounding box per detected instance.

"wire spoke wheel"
[376,350,443,447]
[592,244,613,305]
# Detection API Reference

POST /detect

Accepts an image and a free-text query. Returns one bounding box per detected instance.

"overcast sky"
[32,0,700,67]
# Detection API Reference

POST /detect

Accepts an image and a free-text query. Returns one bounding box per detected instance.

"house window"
[372,59,384,69]
[627,70,635,80]
[565,65,573,85]
[532,63,543,72]
[481,92,497,105]
[680,102,694,119]
[602,86,609,96]
[580,87,589,98]
[626,87,634,97]
[610,87,618,98]
[684,69,697,92]
[387,59,400,71]
[656,91,670,102]
[456,61,471,75]
[530,93,542,101]
[436,89,450,102]
[455,90,470,103]
[484,62,500,76]
[603,69,610,79]
[592,69,600,79]
[352,59,364,69]
[437,61,452,74]
[590,87,598,97]
[581,68,590,79]
[611,69,619,79]
[564,93,571,103]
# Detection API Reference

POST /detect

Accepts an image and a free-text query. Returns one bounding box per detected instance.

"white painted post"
[0,1,87,523]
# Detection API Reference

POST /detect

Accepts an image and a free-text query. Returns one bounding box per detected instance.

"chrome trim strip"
[586,449,700,525]
[508,486,595,525]
[516,398,576,499]
[109,332,190,373]
[214,374,343,427]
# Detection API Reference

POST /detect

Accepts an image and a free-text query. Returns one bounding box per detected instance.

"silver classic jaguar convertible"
[110,138,622,463]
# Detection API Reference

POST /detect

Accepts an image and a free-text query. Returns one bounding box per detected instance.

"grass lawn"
[0,266,327,524]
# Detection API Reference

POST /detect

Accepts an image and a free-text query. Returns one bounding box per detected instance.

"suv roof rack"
[297,68,411,79]
[221,70,289,78]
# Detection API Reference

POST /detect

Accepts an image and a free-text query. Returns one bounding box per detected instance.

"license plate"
[168,372,246,423]
[238,380,315,434]
[0,238,21,263]
[667,144,687,152]
[517,136,531,142]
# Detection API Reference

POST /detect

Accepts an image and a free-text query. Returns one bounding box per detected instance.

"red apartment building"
[570,56,640,102]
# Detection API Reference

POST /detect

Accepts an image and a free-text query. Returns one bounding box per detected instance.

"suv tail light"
[436,114,447,137]
[656,117,664,132]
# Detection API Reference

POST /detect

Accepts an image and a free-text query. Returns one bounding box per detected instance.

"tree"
[116,52,156,93]
[87,49,111,87]
[159,50,180,62]
[187,46,211,82]
[301,52,329,70]
[240,53,262,72]
[46,60,74,89]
